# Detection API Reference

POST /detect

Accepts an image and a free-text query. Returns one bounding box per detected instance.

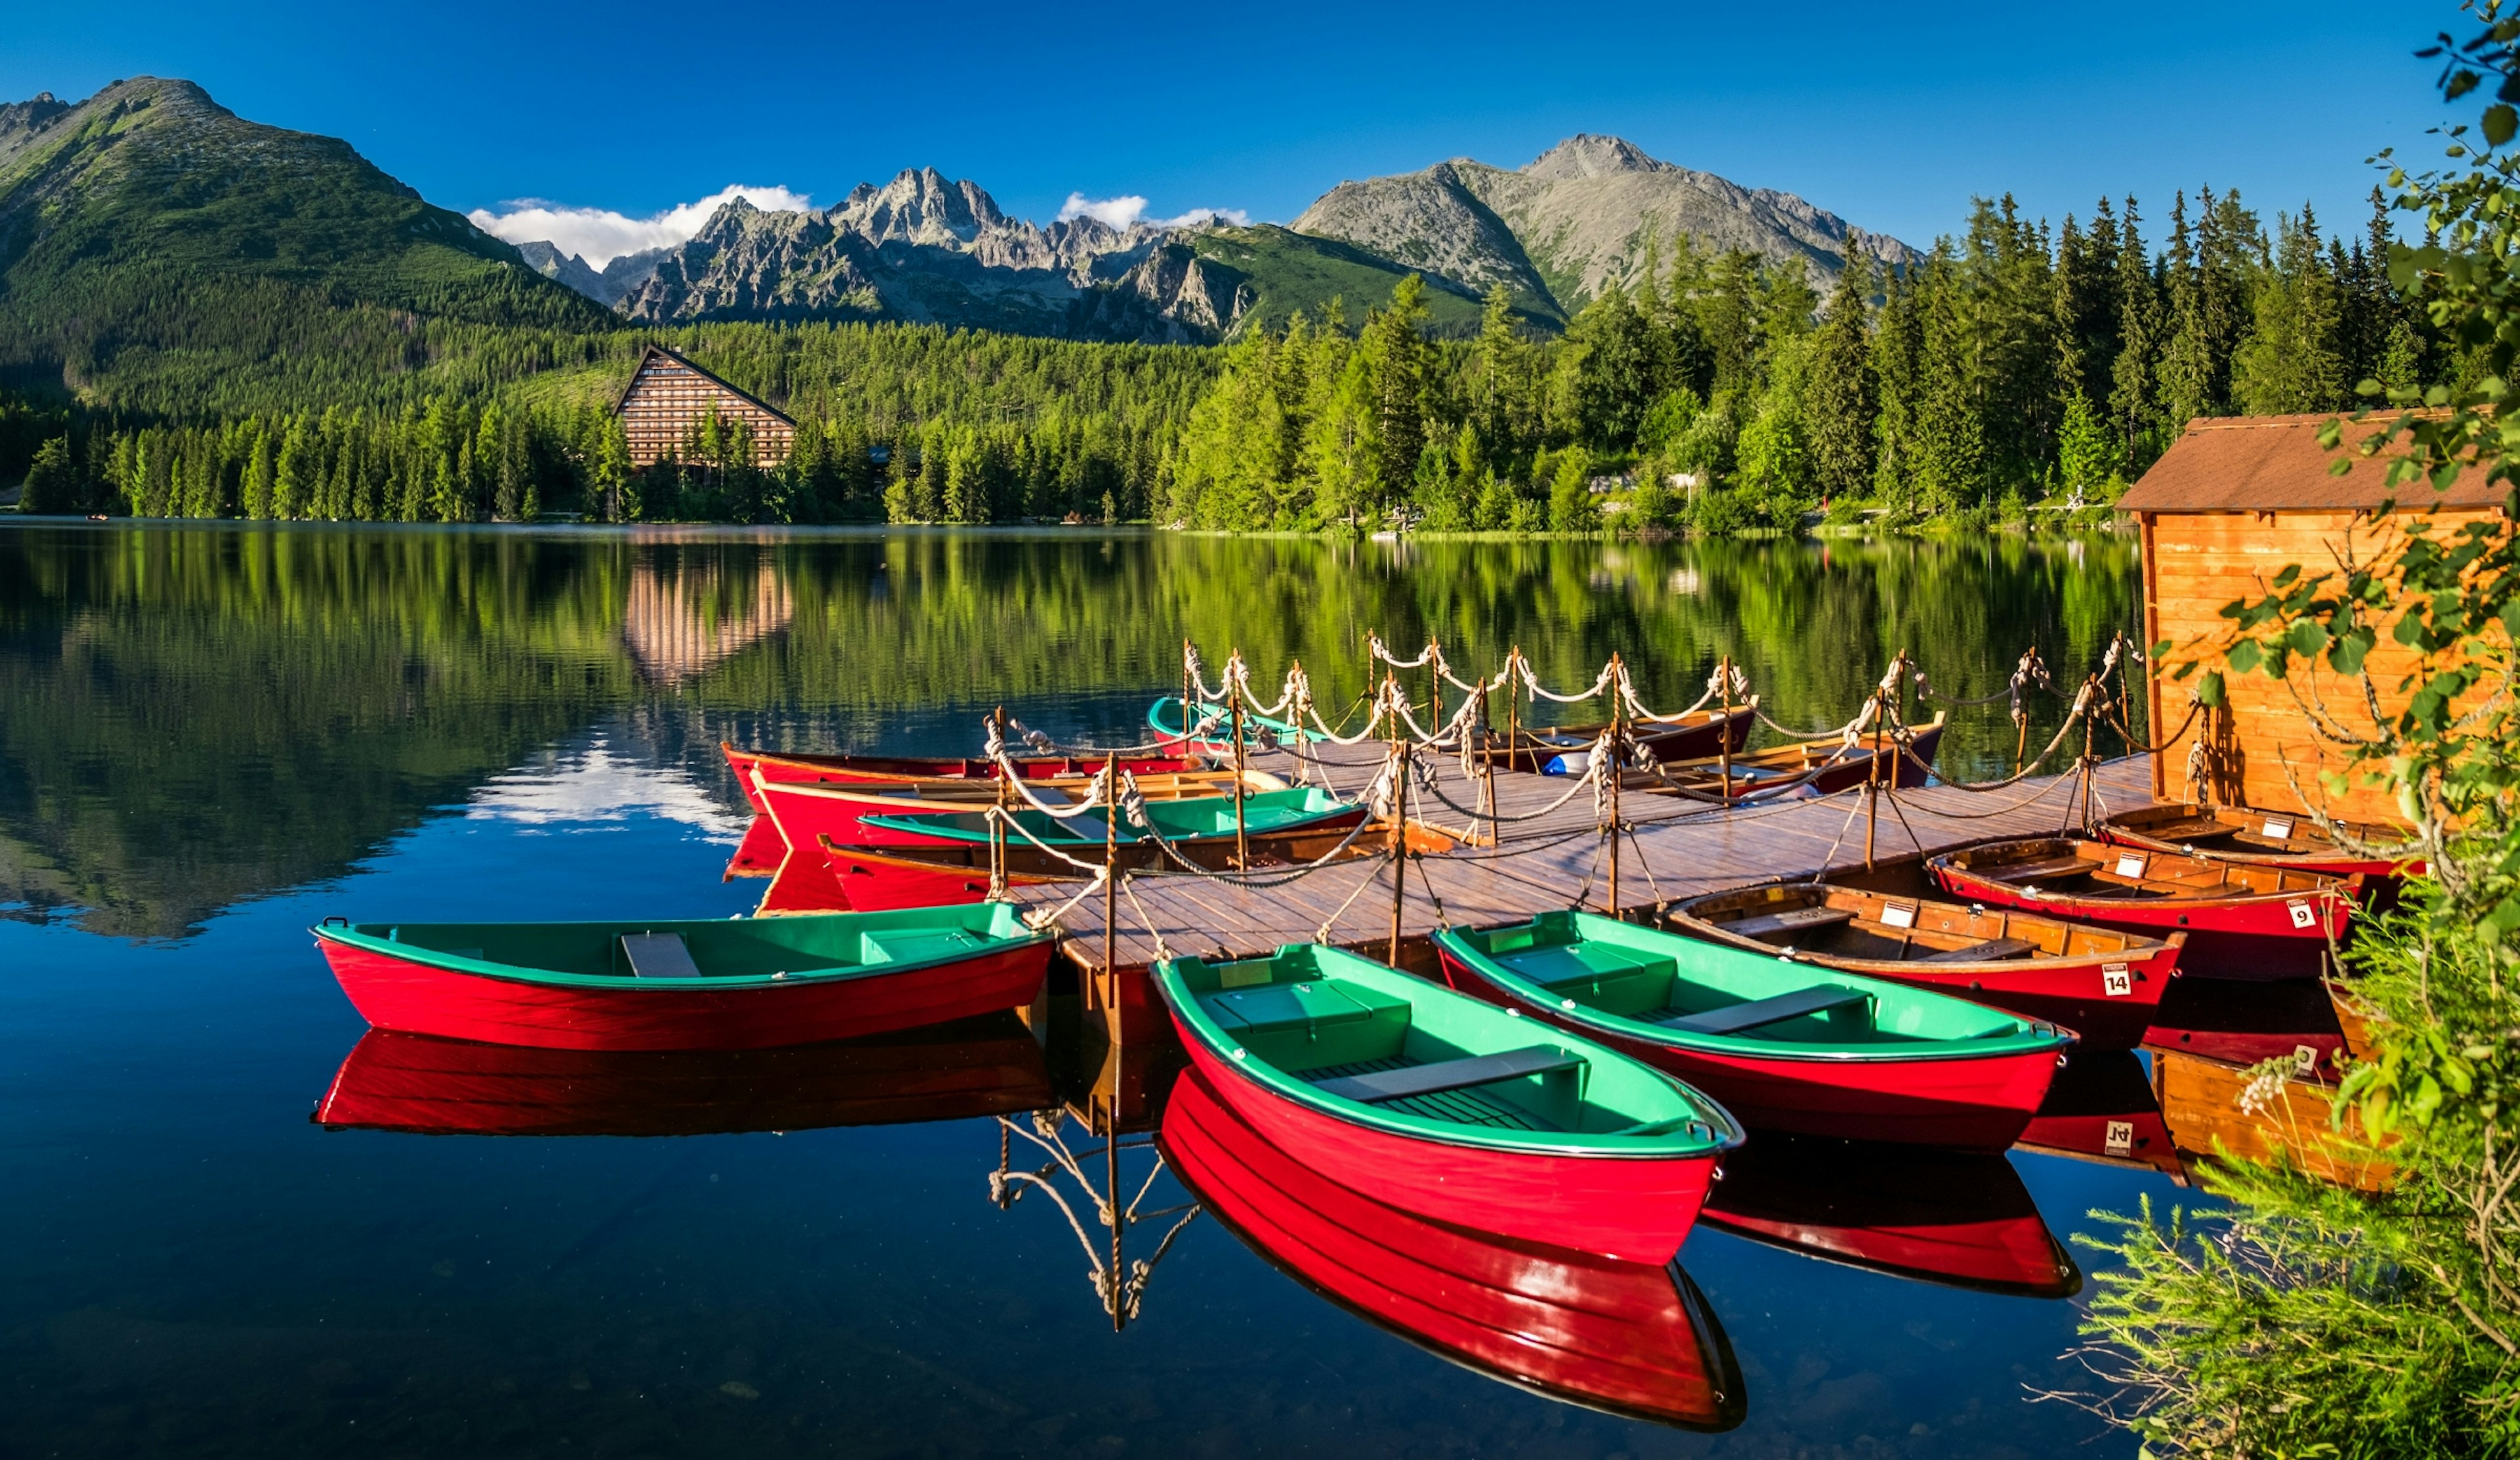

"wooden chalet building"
[613,345,797,469]
[2119,411,2508,825]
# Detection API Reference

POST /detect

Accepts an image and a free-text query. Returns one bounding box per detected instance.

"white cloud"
[1057,192,1250,230]
[469,184,814,267]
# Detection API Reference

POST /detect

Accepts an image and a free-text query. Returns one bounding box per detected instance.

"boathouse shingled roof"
[611,345,796,427]
[2117,412,2504,513]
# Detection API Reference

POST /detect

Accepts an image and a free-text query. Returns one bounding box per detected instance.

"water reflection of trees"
[0,525,2141,938]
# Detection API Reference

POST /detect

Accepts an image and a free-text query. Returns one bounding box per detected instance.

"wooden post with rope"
[2079,672,2100,832]
[1230,682,1249,870]
[1505,647,1522,773]
[1717,654,1734,807]
[1387,674,1408,966]
[1477,680,1497,846]
[1102,750,1120,1016]
[1104,1115,1123,1333]
[1863,657,1891,871]
[990,705,1009,899]
[1431,645,1446,733]
[1606,652,1623,916]
[2117,632,2135,757]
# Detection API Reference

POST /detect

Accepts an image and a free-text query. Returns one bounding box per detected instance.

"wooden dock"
[1008,739,2152,1039]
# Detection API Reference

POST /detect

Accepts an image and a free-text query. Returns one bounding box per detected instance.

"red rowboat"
[1159,1065,1747,1430]
[1155,943,1744,1265]
[1698,1134,2081,1298]
[720,742,1200,876]
[2013,1050,2182,1176]
[312,1012,1055,1136]
[1664,881,2183,1050]
[312,905,1053,1051]
[1927,838,2362,981]
[1435,912,2072,1153]
[2099,802,2421,882]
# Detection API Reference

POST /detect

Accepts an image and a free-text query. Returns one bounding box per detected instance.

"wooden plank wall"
[618,356,797,469]
[2143,506,2503,825]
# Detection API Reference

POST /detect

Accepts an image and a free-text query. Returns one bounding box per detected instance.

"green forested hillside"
[0,77,612,414]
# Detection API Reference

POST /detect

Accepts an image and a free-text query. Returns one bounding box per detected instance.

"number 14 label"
[2103,963,2132,997]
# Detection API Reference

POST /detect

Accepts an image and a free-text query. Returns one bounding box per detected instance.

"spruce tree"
[1803,253,1878,503]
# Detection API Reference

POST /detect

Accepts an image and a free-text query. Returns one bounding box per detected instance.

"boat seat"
[1912,936,2038,964]
[1723,905,1856,939]
[860,928,986,964]
[1661,985,1870,1035]
[620,932,704,978]
[1206,981,1387,1036]
[2001,856,2095,882]
[1309,1045,1582,1104]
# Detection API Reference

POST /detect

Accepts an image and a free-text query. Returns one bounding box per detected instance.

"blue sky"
[5,0,2458,264]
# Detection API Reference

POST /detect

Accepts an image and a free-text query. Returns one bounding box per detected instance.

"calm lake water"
[0,521,2184,1458]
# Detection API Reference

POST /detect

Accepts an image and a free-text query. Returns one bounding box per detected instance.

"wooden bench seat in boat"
[1310,1045,1583,1104]
[620,932,704,978]
[1912,937,2038,964]
[1661,985,1870,1036]
[1723,906,1857,939]
[2003,856,2097,882]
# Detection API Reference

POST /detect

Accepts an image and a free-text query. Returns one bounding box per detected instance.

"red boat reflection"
[1698,1134,2082,1299]
[2142,976,2349,1079]
[2015,1049,2183,1176]
[314,1012,1054,1136]
[1159,1065,1747,1431]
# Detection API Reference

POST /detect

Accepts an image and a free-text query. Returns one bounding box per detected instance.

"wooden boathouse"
[613,345,797,469]
[2118,412,2509,826]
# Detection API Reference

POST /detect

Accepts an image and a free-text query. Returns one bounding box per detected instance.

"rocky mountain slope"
[516,241,673,306]
[1295,135,1916,307]
[587,169,1518,341]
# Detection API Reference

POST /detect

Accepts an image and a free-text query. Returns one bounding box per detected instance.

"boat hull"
[1165,1008,1720,1265]
[1435,950,2061,1151]
[1488,706,1756,775]
[316,936,1053,1052]
[1160,1065,1745,1430]
[1927,863,2351,981]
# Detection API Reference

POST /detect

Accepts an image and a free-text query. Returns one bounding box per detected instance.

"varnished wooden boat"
[1927,837,2362,981]
[1159,1064,1748,1431]
[1699,1134,2082,1299]
[1608,714,1947,803]
[312,905,1054,1051]
[1434,911,2072,1151]
[1665,881,2183,1050]
[2145,1043,2395,1192]
[2099,801,2422,880]
[1475,702,1757,774]
[1154,943,1743,1264]
[312,1012,1054,1136]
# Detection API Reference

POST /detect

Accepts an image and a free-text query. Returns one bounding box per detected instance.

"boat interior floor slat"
[1297,1054,1561,1131]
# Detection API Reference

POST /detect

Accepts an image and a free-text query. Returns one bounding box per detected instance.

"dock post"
[1387,675,1407,966]
[1103,751,1120,1019]
[1427,639,1442,748]
[2080,674,2099,832]
[1717,654,1733,806]
[1606,652,1622,916]
[1505,647,1522,773]
[990,705,1009,899]
[1477,681,1497,846]
[1864,662,1888,870]
[1230,677,1248,870]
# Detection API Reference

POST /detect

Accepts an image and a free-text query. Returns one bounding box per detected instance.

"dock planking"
[1012,739,2151,982]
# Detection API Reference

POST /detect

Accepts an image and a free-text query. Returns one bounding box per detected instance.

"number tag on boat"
[2103,963,2132,997]
[2262,817,2295,841]
[1881,901,1918,930]
[2113,853,2147,879]
[2105,1119,2134,1157]
[2287,899,2316,930]
[2293,1043,2320,1077]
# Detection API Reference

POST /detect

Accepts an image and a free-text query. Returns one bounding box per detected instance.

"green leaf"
[2287,619,2330,658]
[2328,631,2370,676]
[2229,639,2263,674]
[2488,103,2517,146]
[2198,671,2225,708]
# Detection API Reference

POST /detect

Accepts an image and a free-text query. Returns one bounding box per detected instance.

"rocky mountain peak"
[1521,134,1671,181]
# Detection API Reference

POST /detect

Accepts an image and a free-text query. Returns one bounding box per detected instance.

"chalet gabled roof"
[611,344,797,427]
[2117,411,2504,513]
